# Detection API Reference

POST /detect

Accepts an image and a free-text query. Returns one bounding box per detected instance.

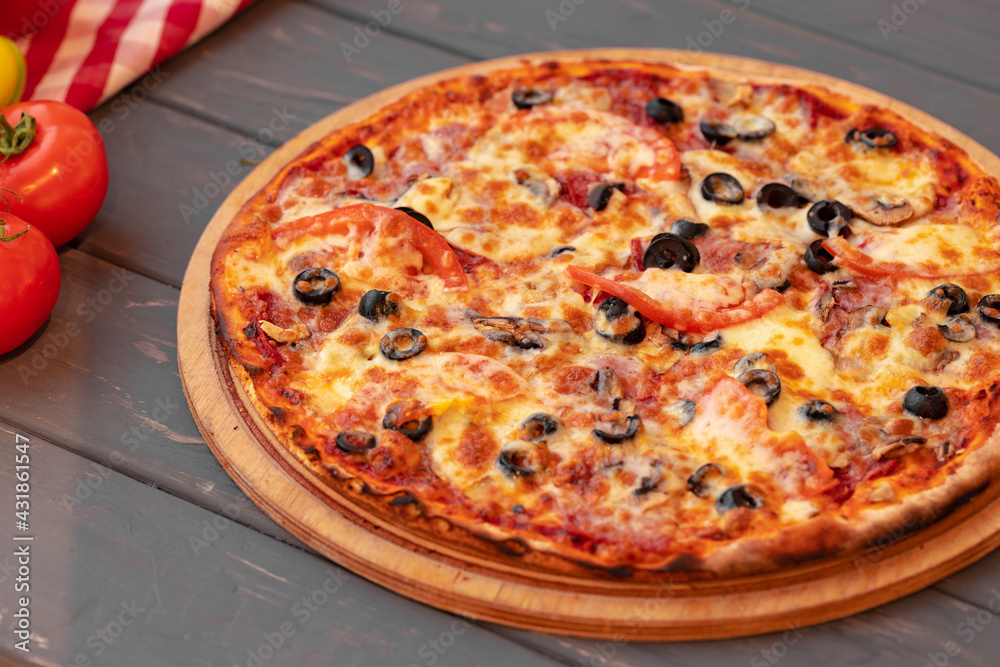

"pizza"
[208,57,1000,579]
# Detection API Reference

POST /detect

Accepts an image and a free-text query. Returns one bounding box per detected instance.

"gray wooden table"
[2,1,1000,664]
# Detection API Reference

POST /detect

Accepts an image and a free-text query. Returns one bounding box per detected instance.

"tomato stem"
[0,112,36,160]
[0,187,23,212]
[0,219,29,243]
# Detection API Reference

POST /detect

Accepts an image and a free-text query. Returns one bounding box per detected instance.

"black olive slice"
[737,369,781,406]
[382,402,432,442]
[903,385,949,420]
[804,238,837,274]
[717,485,764,513]
[551,245,576,257]
[700,119,736,146]
[395,206,433,229]
[732,115,776,140]
[643,232,700,272]
[690,334,722,355]
[928,283,969,316]
[520,413,559,442]
[687,463,724,497]
[978,294,1000,326]
[593,414,641,444]
[807,199,852,237]
[937,315,976,343]
[671,333,694,351]
[512,87,553,110]
[379,328,427,360]
[672,218,710,239]
[594,297,645,345]
[733,352,775,377]
[756,183,800,211]
[588,183,619,212]
[335,430,375,454]
[293,267,340,305]
[701,173,745,205]
[498,440,544,478]
[645,97,684,124]
[358,289,401,321]
[802,399,838,422]
[847,127,898,149]
[344,144,374,179]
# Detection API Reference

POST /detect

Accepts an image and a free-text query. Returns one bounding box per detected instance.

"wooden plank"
[748,0,1000,94]
[935,547,1000,611]
[311,0,1000,154]
[0,249,293,543]
[146,0,468,141]
[75,101,274,289]
[0,425,570,667]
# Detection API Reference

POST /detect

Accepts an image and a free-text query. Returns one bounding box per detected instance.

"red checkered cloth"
[10,0,258,111]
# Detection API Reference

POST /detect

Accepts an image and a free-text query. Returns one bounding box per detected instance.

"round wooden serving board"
[178,49,1000,640]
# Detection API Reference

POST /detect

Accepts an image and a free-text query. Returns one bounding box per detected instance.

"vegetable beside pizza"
[209,58,1000,578]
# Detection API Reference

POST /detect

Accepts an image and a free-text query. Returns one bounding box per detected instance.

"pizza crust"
[207,57,1000,582]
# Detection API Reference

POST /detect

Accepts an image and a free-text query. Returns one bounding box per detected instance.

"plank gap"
[743,3,999,97]
[143,96,284,149]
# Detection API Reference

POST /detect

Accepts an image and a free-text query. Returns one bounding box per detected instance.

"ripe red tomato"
[0,100,109,247]
[0,212,60,355]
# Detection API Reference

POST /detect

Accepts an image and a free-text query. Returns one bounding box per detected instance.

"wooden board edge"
[176,48,1000,639]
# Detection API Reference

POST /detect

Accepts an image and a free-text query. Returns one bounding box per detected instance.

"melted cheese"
[220,67,1000,569]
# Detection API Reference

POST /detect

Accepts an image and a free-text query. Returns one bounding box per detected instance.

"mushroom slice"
[709,79,753,108]
[592,367,624,403]
[816,291,836,322]
[872,435,926,461]
[468,312,571,350]
[513,166,560,207]
[259,320,310,344]
[851,195,914,226]
[931,349,960,372]
[846,305,889,331]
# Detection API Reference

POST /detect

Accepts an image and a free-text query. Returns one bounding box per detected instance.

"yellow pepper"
[1,37,26,107]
